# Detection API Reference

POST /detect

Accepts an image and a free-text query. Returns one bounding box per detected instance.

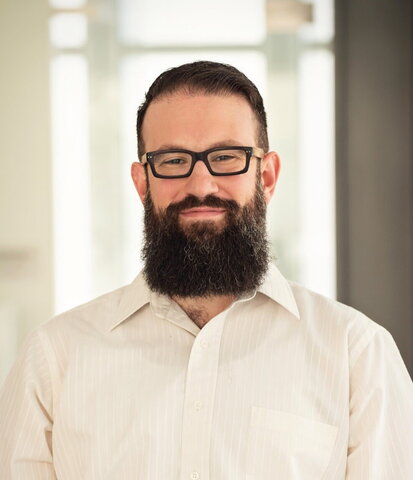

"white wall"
[0,0,53,382]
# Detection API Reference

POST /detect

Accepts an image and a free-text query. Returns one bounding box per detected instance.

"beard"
[141,175,270,298]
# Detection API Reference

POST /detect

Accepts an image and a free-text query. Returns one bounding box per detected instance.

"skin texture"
[131,91,281,327]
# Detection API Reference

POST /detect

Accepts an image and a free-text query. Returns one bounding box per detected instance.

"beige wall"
[0,0,53,379]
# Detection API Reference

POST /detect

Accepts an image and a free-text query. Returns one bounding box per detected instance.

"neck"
[172,294,236,329]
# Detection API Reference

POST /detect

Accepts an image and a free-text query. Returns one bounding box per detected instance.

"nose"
[182,159,219,198]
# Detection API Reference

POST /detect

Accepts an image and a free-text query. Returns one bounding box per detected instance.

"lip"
[179,207,225,218]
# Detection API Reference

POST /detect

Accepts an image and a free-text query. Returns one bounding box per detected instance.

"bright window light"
[297,49,336,298]
[118,0,266,46]
[299,0,334,43]
[51,55,92,314]
[49,0,86,8]
[50,13,87,48]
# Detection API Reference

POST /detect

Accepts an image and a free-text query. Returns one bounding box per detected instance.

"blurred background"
[0,0,412,384]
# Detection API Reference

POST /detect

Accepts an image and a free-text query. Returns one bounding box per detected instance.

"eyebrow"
[155,140,245,151]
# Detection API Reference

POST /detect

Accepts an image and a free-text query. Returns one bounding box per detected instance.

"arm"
[346,327,413,478]
[0,330,56,479]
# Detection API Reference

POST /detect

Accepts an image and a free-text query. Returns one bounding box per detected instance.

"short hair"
[136,60,269,157]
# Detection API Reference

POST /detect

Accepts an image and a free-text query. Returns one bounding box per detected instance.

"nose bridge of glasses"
[193,150,209,162]
[190,150,212,174]
[191,150,213,172]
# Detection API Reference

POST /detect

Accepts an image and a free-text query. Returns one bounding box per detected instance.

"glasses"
[140,146,265,179]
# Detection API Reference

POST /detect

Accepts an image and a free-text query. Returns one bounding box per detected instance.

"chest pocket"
[246,406,338,479]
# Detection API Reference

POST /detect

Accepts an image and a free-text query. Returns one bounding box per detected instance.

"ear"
[261,151,280,204]
[131,162,148,204]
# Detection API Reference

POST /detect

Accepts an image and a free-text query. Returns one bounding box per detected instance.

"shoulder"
[38,270,150,339]
[41,284,128,337]
[260,263,387,360]
[288,280,392,366]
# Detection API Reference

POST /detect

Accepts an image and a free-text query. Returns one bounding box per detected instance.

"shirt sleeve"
[346,326,413,479]
[0,329,56,479]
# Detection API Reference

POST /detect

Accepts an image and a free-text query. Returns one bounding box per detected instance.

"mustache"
[165,194,240,216]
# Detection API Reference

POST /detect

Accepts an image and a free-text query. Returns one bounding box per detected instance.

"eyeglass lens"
[151,149,248,176]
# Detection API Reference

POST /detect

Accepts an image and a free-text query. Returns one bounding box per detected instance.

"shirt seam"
[35,328,58,419]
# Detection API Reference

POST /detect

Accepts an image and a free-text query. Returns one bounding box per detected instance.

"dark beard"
[141,177,270,298]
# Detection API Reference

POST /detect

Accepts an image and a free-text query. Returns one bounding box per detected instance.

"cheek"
[221,174,256,204]
[148,179,183,209]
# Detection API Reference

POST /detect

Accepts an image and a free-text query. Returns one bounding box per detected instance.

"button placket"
[179,317,227,480]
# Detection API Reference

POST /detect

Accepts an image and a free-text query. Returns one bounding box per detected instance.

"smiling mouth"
[179,208,225,218]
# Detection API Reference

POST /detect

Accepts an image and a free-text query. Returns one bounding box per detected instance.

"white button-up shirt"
[1,264,412,479]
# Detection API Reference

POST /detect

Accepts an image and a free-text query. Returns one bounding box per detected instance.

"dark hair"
[136,60,269,157]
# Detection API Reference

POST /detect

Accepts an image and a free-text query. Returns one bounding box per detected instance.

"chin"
[179,218,227,240]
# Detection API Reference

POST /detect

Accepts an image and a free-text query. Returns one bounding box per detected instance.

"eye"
[210,154,238,163]
[162,157,186,165]
[214,154,234,162]
[158,156,190,167]
[209,149,245,163]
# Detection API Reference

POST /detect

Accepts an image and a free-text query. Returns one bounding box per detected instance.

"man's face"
[132,91,279,226]
[131,90,280,298]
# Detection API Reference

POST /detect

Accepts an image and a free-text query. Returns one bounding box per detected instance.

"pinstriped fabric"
[0,263,412,479]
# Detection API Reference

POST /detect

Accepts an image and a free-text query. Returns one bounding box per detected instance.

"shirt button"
[200,340,209,349]
[190,471,200,480]
[194,400,203,410]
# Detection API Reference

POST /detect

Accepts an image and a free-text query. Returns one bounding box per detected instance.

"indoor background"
[0,0,412,384]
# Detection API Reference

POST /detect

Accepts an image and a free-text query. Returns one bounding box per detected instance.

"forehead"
[142,92,258,152]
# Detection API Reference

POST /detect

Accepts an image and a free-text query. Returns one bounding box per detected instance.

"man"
[0,61,412,479]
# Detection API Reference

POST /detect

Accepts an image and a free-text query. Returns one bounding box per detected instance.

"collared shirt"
[0,264,412,479]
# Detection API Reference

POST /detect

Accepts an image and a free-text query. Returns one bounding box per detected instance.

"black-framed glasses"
[140,146,265,179]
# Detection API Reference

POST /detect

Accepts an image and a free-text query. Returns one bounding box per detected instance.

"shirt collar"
[109,273,151,331]
[109,262,300,331]
[257,263,300,320]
